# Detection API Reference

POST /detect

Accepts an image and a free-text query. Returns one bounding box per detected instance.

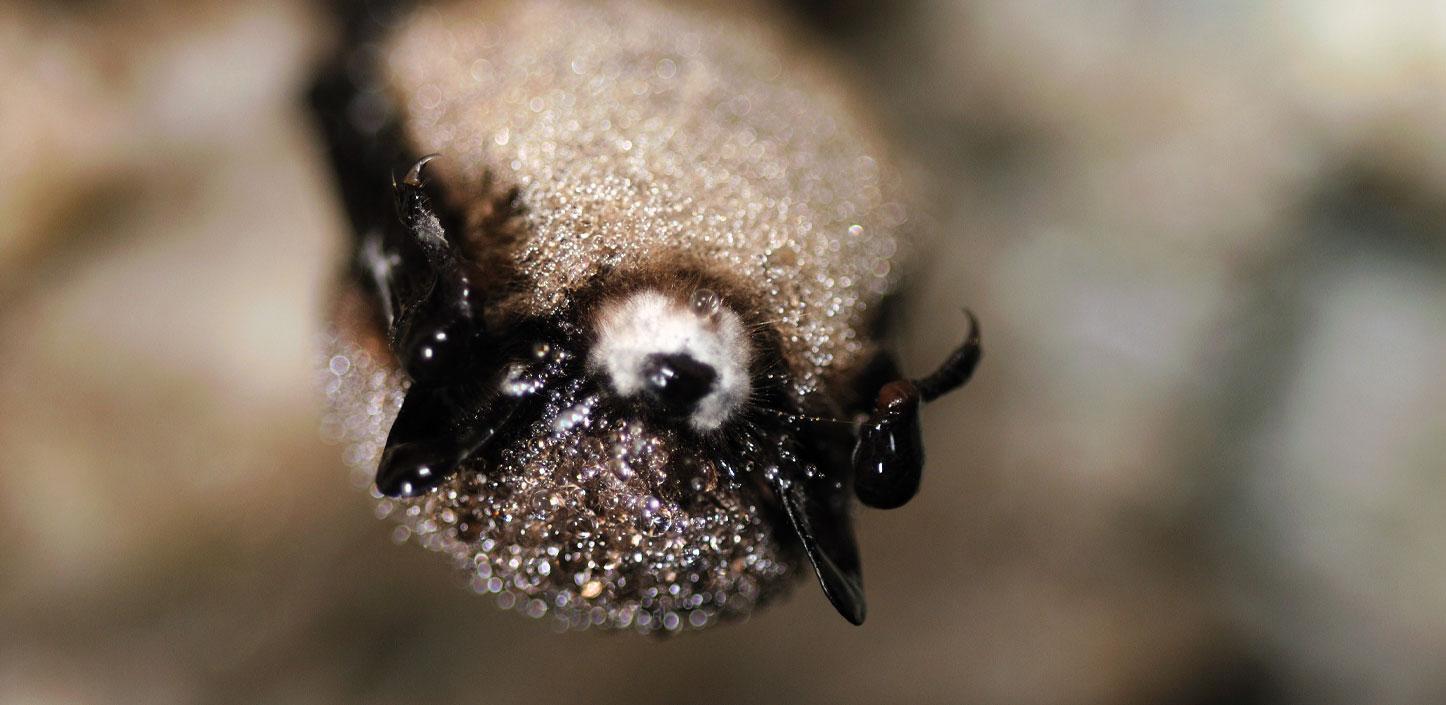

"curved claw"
[915,309,982,402]
[850,308,981,509]
[392,154,451,257]
[401,153,441,188]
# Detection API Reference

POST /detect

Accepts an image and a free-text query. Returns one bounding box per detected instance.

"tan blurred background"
[1,1,1443,704]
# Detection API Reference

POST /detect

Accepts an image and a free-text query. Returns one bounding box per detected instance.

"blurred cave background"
[1,0,1442,703]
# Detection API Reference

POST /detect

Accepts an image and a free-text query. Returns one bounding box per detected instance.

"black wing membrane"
[309,0,509,499]
[308,38,405,252]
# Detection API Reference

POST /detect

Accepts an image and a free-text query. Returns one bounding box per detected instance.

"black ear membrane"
[376,437,459,498]
[761,441,866,625]
[375,379,522,498]
[778,476,866,625]
[367,155,524,498]
[375,383,474,498]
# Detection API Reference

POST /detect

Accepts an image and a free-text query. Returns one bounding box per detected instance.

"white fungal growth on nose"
[590,289,752,431]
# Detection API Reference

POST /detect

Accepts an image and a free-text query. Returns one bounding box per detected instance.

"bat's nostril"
[640,352,717,412]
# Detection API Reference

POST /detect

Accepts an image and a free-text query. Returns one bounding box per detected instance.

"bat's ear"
[769,462,866,625]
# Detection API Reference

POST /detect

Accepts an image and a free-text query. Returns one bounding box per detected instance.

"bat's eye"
[640,352,717,413]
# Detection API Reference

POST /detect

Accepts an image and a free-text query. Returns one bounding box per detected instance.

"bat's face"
[589,287,753,433]
[325,217,814,630]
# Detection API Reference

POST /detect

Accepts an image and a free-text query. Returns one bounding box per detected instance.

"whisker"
[759,406,853,428]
